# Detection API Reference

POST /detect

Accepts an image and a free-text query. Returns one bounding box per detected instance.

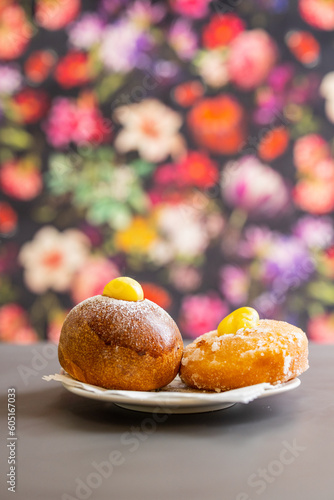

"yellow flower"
[115,217,156,253]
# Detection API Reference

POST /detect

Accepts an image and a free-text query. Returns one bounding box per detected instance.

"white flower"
[195,50,229,88]
[114,99,184,162]
[100,21,142,73]
[19,226,90,293]
[150,203,210,264]
[0,64,22,95]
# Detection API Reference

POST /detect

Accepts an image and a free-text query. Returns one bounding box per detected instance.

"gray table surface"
[0,343,333,500]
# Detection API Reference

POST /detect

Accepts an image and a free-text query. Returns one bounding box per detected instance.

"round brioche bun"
[58,295,183,391]
[179,320,309,392]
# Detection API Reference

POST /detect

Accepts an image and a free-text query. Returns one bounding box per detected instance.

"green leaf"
[308,282,334,304]
[96,74,125,103]
[0,127,32,149]
[131,159,155,177]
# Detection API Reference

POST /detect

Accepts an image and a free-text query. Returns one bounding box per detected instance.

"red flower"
[0,157,43,201]
[35,0,81,30]
[141,283,172,310]
[178,151,219,188]
[173,81,204,107]
[202,13,245,49]
[25,50,56,84]
[187,95,246,154]
[0,3,32,60]
[286,31,320,66]
[55,52,92,88]
[13,88,50,124]
[0,202,17,236]
[258,127,290,162]
[308,314,334,344]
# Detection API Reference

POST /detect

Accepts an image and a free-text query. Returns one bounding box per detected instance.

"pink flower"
[45,93,111,148]
[299,0,334,31]
[168,19,198,60]
[179,293,228,338]
[227,30,277,90]
[71,256,120,304]
[220,266,250,306]
[293,134,330,174]
[169,265,202,292]
[0,304,38,344]
[221,156,290,218]
[19,226,90,294]
[169,0,211,19]
[0,158,43,201]
[308,314,334,344]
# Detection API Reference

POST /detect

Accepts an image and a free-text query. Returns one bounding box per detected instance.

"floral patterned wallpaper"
[1,0,334,344]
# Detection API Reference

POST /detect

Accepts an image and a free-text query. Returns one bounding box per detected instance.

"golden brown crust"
[179,320,309,392]
[58,296,183,390]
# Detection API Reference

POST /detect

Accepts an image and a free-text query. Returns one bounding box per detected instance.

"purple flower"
[168,19,198,60]
[293,216,334,250]
[68,13,105,49]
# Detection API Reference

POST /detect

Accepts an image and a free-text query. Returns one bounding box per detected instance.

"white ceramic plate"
[51,373,301,414]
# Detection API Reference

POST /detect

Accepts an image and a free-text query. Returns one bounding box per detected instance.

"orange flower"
[258,127,290,161]
[173,81,204,107]
[13,88,49,124]
[35,0,81,30]
[293,178,334,215]
[0,3,32,60]
[286,30,320,66]
[115,217,157,254]
[141,283,172,310]
[187,95,246,154]
[25,50,56,83]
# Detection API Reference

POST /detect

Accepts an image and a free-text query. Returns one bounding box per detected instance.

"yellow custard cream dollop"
[217,307,259,336]
[102,277,144,302]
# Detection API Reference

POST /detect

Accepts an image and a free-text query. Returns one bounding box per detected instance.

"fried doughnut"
[58,295,183,391]
[179,320,309,392]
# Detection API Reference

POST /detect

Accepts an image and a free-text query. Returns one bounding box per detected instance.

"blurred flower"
[68,13,104,49]
[293,216,334,250]
[0,3,32,60]
[47,309,69,343]
[227,30,277,90]
[258,126,290,162]
[45,92,111,148]
[220,266,250,306]
[114,99,184,162]
[299,0,334,30]
[127,1,166,28]
[0,64,22,95]
[172,81,204,107]
[238,226,274,258]
[168,18,198,60]
[293,134,330,174]
[169,264,202,292]
[35,0,81,30]
[19,226,90,294]
[194,50,229,88]
[179,293,228,338]
[71,256,120,304]
[141,282,172,310]
[12,88,50,124]
[169,0,210,18]
[0,304,38,344]
[293,177,334,214]
[202,13,245,49]
[115,216,157,254]
[286,30,320,67]
[187,95,246,154]
[0,157,43,200]
[24,50,57,84]
[100,20,152,73]
[0,202,17,236]
[155,151,219,189]
[150,203,212,264]
[221,156,290,218]
[308,314,334,343]
[320,72,334,123]
[55,52,93,88]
